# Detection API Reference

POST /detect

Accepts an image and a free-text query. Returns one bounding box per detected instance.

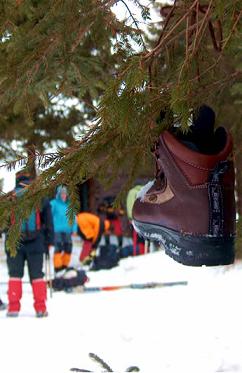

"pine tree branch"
[0,0,240,252]
[118,0,147,51]
[157,0,178,46]
[70,22,95,53]
[187,9,242,84]
[178,0,213,83]
[221,9,242,50]
[189,0,213,59]
[143,0,198,61]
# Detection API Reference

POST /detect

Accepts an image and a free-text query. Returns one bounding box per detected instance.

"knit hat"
[56,185,68,199]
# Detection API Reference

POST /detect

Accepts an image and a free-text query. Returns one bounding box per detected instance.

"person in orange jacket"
[76,212,111,264]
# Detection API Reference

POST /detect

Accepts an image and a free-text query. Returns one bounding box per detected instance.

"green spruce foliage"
[0,0,241,253]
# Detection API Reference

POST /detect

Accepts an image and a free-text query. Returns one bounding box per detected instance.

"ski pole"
[45,252,53,298]
[44,253,48,295]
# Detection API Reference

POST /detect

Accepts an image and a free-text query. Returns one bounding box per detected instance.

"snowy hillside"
[0,239,242,373]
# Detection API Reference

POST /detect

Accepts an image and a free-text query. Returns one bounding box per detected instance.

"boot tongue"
[190,105,215,154]
[179,105,216,154]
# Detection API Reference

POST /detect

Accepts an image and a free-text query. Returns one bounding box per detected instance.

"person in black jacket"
[6,171,54,317]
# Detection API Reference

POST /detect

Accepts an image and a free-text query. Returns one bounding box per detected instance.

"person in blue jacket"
[50,185,77,274]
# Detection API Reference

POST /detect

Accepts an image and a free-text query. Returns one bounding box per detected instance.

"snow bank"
[0,242,242,373]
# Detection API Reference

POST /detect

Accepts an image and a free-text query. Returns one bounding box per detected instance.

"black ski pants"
[6,248,44,281]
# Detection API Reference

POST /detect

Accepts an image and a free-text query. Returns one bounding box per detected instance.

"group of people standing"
[1,171,120,318]
[0,171,147,318]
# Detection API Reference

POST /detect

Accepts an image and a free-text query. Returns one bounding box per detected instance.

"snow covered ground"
[0,237,242,373]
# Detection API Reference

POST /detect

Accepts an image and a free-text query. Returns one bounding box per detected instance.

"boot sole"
[36,312,48,318]
[133,220,235,266]
[7,312,19,317]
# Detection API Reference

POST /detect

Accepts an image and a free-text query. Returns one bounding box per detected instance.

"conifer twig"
[89,352,113,372]
[143,0,198,61]
[119,0,147,51]
[189,0,213,58]
[187,9,242,84]
[71,22,95,53]
[157,0,178,47]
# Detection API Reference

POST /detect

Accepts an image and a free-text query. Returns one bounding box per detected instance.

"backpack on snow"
[91,244,119,271]
[52,268,88,291]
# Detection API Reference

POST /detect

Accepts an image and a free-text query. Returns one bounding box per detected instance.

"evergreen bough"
[0,0,240,253]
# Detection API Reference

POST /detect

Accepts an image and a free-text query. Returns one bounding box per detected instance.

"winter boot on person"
[32,279,48,317]
[132,106,236,266]
[36,311,48,318]
[7,278,22,317]
[0,298,7,311]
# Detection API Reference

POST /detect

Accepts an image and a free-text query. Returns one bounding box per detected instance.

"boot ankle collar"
[162,130,233,170]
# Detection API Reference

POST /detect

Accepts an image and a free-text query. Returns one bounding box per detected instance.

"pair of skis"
[66,281,188,293]
[0,279,187,293]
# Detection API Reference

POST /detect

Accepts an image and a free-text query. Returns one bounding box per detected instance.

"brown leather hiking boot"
[132,114,236,266]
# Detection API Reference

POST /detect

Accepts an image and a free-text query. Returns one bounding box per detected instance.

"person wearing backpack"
[6,171,54,317]
[50,185,78,275]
